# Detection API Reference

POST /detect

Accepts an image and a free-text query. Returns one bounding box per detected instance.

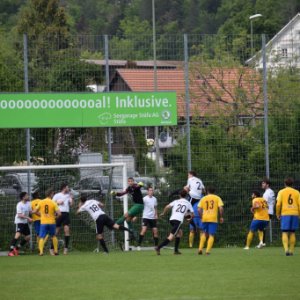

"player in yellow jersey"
[34,189,61,256]
[276,177,300,256]
[244,191,269,250]
[197,186,224,255]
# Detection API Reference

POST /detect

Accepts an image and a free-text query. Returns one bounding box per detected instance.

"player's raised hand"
[110,190,116,196]
[138,181,144,187]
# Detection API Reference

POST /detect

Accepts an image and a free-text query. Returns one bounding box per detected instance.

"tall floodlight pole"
[152,0,160,173]
[249,14,263,57]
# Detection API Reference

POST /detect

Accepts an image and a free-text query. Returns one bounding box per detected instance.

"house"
[247,13,300,69]
[107,67,262,153]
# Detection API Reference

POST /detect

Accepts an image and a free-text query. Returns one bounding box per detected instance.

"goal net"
[0,163,133,253]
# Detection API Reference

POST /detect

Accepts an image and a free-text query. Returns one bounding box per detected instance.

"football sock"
[36,236,40,245]
[199,233,207,251]
[138,234,144,245]
[39,238,45,255]
[262,228,266,243]
[99,239,109,253]
[154,237,159,246]
[258,230,264,243]
[44,234,49,245]
[246,231,254,247]
[289,232,296,254]
[65,236,70,249]
[10,238,18,250]
[189,231,195,248]
[116,216,125,225]
[282,232,289,252]
[157,238,170,250]
[174,237,180,252]
[206,235,214,253]
[52,236,58,253]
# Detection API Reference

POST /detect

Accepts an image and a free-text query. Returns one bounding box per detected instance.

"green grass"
[1,247,300,300]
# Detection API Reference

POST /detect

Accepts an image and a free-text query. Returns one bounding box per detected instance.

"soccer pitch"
[1,248,299,300]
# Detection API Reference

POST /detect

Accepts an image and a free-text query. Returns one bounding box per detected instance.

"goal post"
[0,163,131,252]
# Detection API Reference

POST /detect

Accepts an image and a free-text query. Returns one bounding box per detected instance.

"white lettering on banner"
[116,95,170,108]
[0,95,171,111]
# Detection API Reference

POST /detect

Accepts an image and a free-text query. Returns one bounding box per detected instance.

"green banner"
[0,92,177,128]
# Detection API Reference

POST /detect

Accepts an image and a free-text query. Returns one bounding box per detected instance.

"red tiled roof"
[112,68,262,118]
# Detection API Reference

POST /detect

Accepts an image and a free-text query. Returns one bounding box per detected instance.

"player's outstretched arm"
[160,204,171,217]
[219,206,224,223]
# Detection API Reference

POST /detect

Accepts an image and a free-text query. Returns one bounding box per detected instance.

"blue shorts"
[39,224,56,238]
[250,220,269,232]
[189,217,203,230]
[281,216,299,232]
[202,222,218,235]
[33,220,41,236]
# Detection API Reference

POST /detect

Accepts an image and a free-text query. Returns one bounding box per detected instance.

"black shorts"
[170,220,182,235]
[16,223,30,236]
[56,212,70,227]
[96,214,115,235]
[142,218,157,228]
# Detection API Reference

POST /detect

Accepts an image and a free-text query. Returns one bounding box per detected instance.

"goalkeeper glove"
[110,191,116,196]
[138,181,144,187]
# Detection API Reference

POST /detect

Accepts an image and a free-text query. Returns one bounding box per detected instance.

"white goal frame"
[0,163,130,251]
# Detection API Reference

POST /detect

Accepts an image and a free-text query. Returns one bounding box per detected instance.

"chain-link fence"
[0,32,300,251]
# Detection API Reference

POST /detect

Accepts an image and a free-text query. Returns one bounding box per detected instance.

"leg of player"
[189,229,195,248]
[206,234,214,255]
[155,233,174,255]
[50,226,60,255]
[152,227,159,247]
[8,231,21,256]
[244,231,254,250]
[282,231,289,254]
[289,231,296,255]
[198,232,207,255]
[63,224,70,255]
[39,225,47,256]
[96,234,109,254]
[112,223,133,233]
[174,229,183,255]
[138,225,147,250]
[116,213,127,225]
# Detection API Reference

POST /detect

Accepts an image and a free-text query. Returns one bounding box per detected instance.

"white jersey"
[169,198,193,222]
[14,201,32,224]
[78,200,105,221]
[263,188,275,215]
[187,176,205,200]
[142,195,157,219]
[53,192,72,213]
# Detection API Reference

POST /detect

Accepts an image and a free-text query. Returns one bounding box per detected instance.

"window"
[282,48,288,57]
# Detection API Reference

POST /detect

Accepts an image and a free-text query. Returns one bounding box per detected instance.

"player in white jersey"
[184,171,205,248]
[185,171,205,203]
[155,189,194,255]
[258,177,276,248]
[8,192,33,256]
[52,183,73,254]
[77,195,133,253]
[137,187,159,250]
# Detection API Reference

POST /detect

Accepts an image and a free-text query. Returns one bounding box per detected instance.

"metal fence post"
[152,0,160,173]
[104,34,114,246]
[23,33,33,250]
[262,34,272,243]
[184,34,191,171]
